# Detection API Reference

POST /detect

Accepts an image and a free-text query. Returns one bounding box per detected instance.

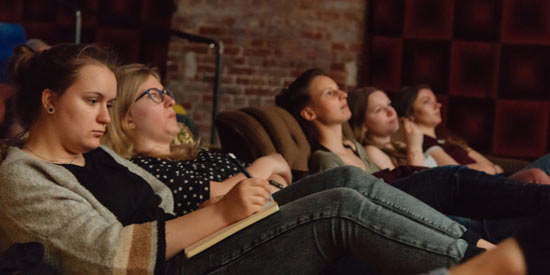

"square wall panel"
[404,0,454,39]
[22,0,57,22]
[449,41,499,98]
[141,0,175,27]
[0,1,22,21]
[447,97,494,152]
[499,45,550,100]
[372,0,404,37]
[492,100,549,158]
[99,0,141,27]
[501,0,550,44]
[370,37,403,91]
[453,0,501,41]
[402,39,450,94]
[96,28,140,63]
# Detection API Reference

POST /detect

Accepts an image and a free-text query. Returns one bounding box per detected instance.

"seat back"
[215,108,277,164]
[241,106,311,171]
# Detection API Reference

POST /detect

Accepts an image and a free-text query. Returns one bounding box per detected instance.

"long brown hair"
[102,63,198,161]
[392,84,469,150]
[348,87,409,166]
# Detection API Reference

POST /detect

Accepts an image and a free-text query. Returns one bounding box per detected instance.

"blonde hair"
[103,63,198,160]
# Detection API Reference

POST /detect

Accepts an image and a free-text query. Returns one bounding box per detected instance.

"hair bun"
[274,88,289,109]
[9,44,36,84]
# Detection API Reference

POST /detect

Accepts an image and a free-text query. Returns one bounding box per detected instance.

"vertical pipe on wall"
[75,10,81,44]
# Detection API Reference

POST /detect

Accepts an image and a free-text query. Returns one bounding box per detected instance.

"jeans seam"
[358,191,464,238]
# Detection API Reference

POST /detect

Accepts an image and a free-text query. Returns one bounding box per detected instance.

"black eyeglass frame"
[134,88,175,103]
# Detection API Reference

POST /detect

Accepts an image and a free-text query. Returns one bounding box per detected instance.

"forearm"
[466,162,497,175]
[165,204,230,259]
[406,147,425,167]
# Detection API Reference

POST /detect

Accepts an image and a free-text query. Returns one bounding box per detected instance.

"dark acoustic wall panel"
[402,39,450,94]
[454,0,501,41]
[493,100,549,158]
[0,0,174,73]
[449,41,499,98]
[367,0,550,159]
[403,0,454,39]
[447,97,494,152]
[371,37,403,91]
[499,45,550,100]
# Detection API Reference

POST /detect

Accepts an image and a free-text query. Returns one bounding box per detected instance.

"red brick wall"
[167,1,369,144]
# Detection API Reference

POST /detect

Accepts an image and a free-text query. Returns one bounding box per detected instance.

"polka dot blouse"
[131,149,247,216]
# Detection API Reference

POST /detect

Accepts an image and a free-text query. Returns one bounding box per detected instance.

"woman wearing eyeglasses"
[103,64,291,216]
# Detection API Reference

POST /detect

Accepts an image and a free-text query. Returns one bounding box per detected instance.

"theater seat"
[215,105,355,171]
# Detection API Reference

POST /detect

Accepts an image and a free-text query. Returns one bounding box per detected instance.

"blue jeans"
[179,166,476,275]
[389,165,550,243]
[525,153,550,176]
[391,165,550,219]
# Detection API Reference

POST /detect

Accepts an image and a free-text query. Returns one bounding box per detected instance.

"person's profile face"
[304,75,351,125]
[127,75,179,145]
[411,88,441,128]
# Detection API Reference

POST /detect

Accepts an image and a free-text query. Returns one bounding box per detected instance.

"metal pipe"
[169,29,222,145]
[75,10,81,44]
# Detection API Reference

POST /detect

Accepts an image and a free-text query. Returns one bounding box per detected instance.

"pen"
[228,153,284,190]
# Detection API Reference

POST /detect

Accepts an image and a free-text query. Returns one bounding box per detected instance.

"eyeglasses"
[135,88,175,103]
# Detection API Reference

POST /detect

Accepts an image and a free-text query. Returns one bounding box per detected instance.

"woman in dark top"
[391,84,550,184]
[391,85,502,174]
[131,149,254,215]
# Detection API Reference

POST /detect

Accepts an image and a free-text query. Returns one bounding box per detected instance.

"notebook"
[184,196,279,258]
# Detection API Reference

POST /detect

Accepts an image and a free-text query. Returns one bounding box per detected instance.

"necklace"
[22,146,81,165]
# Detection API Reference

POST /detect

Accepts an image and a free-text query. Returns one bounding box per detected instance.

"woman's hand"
[250,153,292,185]
[215,178,271,224]
[402,118,425,166]
[402,118,423,149]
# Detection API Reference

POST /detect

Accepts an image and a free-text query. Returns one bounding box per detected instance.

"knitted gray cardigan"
[0,146,174,274]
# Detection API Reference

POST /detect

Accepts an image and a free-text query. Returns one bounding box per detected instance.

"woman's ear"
[300,106,317,121]
[125,112,136,130]
[41,89,57,114]
[361,124,368,136]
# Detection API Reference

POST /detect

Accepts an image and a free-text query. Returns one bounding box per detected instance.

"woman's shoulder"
[309,149,344,172]
[0,146,53,176]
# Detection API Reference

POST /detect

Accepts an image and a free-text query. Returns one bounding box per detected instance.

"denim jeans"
[390,165,550,220]
[387,165,550,243]
[525,153,550,176]
[180,166,474,275]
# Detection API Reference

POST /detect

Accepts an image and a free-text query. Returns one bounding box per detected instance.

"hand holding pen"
[228,153,285,190]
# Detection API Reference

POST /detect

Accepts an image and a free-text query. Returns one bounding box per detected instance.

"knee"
[510,168,550,185]
[323,187,363,204]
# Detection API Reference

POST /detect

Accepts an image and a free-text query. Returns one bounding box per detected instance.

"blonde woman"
[103,64,291,215]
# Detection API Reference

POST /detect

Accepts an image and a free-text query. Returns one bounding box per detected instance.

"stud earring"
[48,107,55,113]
